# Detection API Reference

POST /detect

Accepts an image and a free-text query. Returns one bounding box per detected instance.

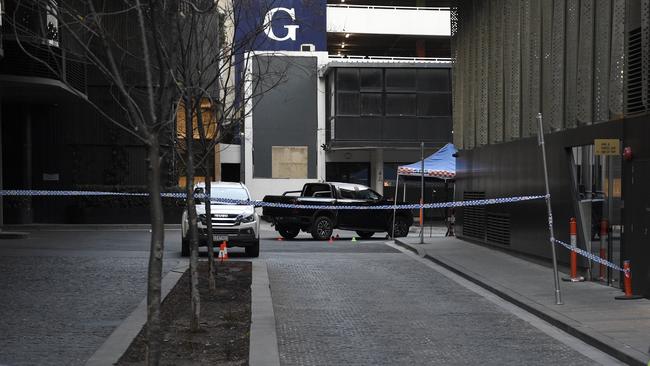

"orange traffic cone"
[218,241,229,262]
[328,236,334,243]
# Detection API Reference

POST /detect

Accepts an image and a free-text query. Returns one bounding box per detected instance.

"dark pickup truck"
[263,182,413,240]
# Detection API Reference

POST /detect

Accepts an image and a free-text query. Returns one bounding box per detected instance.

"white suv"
[181,182,260,257]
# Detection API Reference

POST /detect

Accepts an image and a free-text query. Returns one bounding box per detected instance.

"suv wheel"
[311,216,334,241]
[278,225,300,239]
[391,216,410,238]
[245,240,260,257]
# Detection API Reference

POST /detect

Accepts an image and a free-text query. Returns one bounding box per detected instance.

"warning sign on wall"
[594,139,620,156]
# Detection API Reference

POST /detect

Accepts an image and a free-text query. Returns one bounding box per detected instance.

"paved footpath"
[0,228,182,366]
[260,230,623,366]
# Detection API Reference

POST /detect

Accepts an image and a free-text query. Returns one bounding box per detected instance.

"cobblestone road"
[261,232,600,366]
[0,229,181,366]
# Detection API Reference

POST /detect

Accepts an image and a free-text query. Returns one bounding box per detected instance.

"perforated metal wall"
[450,0,628,150]
[576,0,595,125]
[550,0,566,131]
[609,0,625,118]
[594,0,612,123]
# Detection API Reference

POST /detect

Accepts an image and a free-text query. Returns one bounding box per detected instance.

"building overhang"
[319,57,452,77]
[0,74,87,103]
[327,140,449,151]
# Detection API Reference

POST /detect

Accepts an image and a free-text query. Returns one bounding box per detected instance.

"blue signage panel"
[235,0,327,52]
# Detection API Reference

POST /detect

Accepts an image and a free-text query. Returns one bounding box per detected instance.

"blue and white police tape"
[0,190,546,210]
[552,237,629,274]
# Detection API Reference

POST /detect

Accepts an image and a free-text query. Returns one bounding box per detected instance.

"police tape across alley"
[0,189,630,276]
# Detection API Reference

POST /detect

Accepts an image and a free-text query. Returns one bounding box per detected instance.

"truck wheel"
[278,226,300,239]
[245,240,260,258]
[356,231,374,239]
[181,238,190,257]
[391,216,410,238]
[311,216,334,241]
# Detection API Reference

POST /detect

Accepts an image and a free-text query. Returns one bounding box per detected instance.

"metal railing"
[327,4,450,12]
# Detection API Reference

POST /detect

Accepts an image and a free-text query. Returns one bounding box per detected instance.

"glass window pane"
[337,92,359,116]
[386,94,416,116]
[326,163,369,186]
[417,93,451,116]
[361,93,382,116]
[360,69,382,90]
[417,69,450,91]
[385,69,416,91]
[337,68,359,91]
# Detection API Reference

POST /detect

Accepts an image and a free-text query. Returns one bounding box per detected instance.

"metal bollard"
[563,217,584,282]
[615,261,643,300]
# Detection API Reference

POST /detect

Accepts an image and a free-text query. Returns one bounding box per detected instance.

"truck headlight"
[239,214,255,223]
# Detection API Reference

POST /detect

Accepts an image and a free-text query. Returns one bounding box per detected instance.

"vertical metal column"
[642,0,650,111]
[594,0,612,123]
[504,0,521,141]
[565,0,580,129]
[489,0,504,144]
[22,106,33,224]
[541,0,553,132]
[520,0,532,136]
[609,0,626,118]
[576,0,595,125]
[420,141,424,244]
[475,1,489,146]
[537,113,563,305]
[0,100,3,229]
[551,0,566,131]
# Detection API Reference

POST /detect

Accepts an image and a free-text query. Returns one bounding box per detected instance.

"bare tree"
[174,0,295,322]
[8,0,181,363]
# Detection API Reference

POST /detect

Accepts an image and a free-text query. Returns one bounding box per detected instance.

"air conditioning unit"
[300,44,315,52]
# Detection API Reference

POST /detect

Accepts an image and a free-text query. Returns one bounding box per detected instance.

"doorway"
[571,144,623,287]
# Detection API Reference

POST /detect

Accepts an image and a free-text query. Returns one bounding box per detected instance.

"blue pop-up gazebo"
[391,143,457,238]
[396,143,457,179]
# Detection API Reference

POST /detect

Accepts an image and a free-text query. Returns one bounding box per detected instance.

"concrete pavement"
[396,235,650,366]
[259,229,621,365]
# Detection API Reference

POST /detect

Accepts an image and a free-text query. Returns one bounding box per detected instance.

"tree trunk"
[204,171,217,291]
[184,97,201,332]
[145,139,165,366]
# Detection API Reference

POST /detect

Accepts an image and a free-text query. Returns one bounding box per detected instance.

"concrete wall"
[244,52,327,200]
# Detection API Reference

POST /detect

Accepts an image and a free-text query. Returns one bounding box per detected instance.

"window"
[385,69,416,91]
[5,0,59,46]
[326,163,370,186]
[417,93,451,116]
[386,94,416,116]
[417,69,450,92]
[339,187,381,200]
[361,93,382,116]
[337,68,359,91]
[304,184,332,197]
[360,69,382,91]
[337,92,360,116]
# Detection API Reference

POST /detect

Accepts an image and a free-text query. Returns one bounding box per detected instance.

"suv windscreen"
[197,187,249,202]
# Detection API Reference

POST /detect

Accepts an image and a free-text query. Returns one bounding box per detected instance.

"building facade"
[451,0,650,297]
[239,0,454,210]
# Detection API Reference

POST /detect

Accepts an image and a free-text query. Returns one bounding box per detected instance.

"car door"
[356,189,386,230]
[336,186,366,229]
